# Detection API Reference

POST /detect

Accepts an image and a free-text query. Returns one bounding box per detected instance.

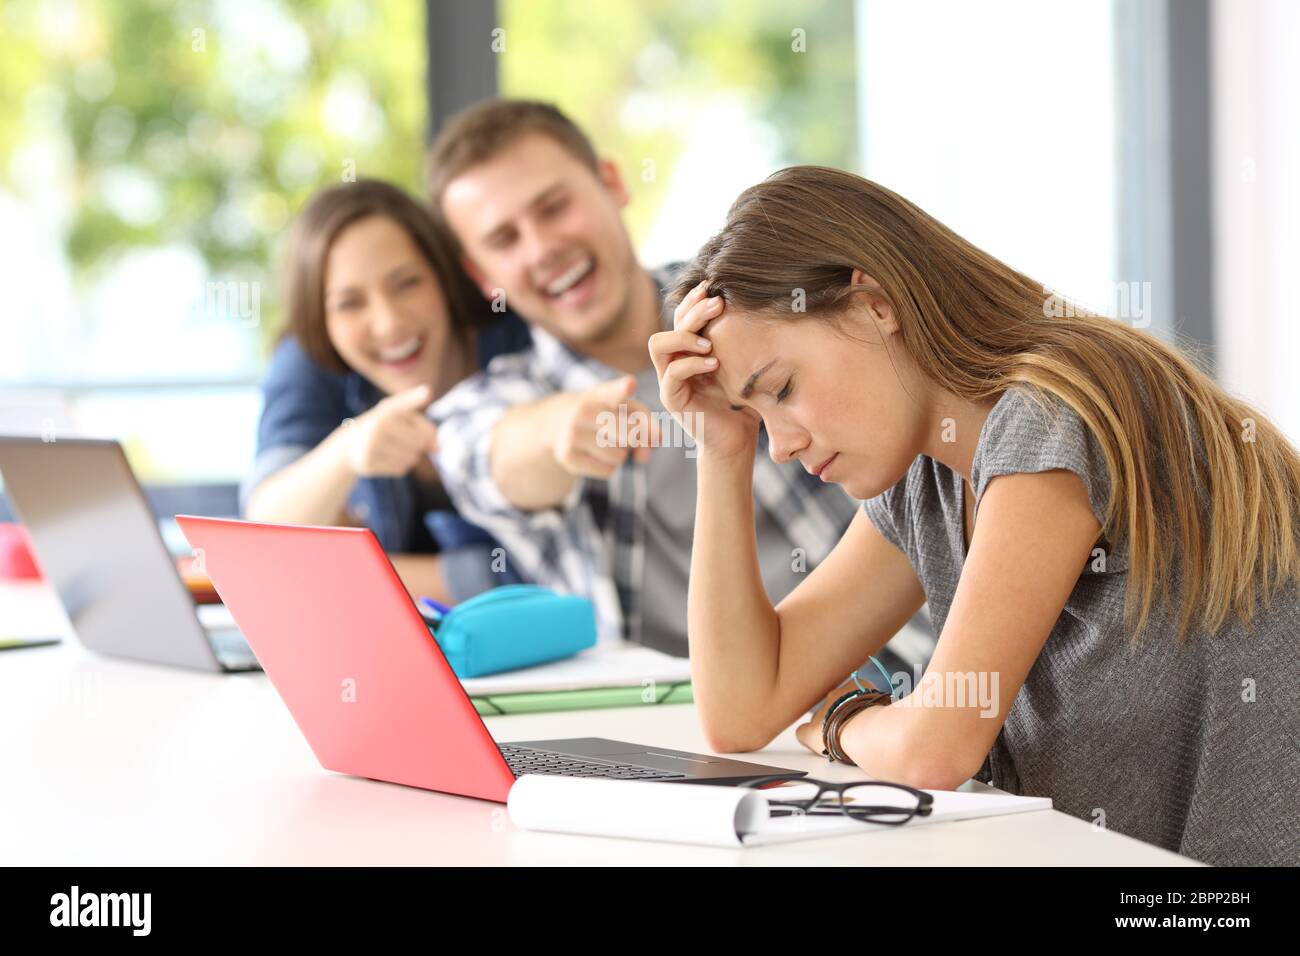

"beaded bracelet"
[821,688,892,763]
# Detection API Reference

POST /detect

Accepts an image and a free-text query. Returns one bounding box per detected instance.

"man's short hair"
[424,98,600,238]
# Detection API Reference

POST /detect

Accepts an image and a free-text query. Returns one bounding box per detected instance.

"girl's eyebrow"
[382,262,421,282]
[727,359,777,410]
[326,262,419,300]
[324,284,359,302]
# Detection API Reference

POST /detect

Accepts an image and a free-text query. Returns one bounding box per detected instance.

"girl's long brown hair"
[675,165,1300,642]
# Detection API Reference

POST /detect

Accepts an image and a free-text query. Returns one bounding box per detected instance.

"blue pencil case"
[425,584,596,678]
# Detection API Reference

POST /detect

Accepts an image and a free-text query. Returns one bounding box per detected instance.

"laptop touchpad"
[602,750,722,765]
[516,738,721,763]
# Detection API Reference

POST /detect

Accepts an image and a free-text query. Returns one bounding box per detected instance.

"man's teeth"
[378,337,421,362]
[545,258,594,296]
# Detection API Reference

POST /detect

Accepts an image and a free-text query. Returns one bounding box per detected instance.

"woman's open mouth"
[375,334,426,370]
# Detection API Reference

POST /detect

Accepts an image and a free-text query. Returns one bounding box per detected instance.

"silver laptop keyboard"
[499,744,686,780]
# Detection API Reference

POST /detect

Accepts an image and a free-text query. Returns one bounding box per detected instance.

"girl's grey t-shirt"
[861,385,1300,866]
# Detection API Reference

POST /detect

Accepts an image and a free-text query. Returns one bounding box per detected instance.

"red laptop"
[174,516,806,803]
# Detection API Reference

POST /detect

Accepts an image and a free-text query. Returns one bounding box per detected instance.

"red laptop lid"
[175,515,516,803]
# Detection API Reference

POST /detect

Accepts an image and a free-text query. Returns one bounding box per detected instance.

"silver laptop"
[0,436,259,672]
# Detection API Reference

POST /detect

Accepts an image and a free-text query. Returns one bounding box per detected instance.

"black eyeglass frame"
[735,775,935,826]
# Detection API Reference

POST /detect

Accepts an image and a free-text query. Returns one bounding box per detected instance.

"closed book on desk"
[507,775,1052,848]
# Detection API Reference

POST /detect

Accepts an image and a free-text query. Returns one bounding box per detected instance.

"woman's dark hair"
[280,178,488,373]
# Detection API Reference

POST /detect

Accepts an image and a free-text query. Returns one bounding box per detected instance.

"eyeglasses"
[736,775,934,826]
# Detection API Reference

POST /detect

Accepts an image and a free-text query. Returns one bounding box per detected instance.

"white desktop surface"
[0,582,1198,866]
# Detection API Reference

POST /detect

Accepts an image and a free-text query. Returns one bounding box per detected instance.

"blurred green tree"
[499,0,858,246]
[0,0,426,351]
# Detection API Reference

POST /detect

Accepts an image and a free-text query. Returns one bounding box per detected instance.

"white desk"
[0,584,1198,865]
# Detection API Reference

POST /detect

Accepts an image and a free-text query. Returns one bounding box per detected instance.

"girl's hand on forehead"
[648,279,761,461]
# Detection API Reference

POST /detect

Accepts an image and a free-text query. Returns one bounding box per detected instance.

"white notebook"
[508,775,1052,848]
[460,644,692,696]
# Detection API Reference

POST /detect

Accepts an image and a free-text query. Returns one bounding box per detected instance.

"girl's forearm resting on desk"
[835,470,1105,791]
[834,686,985,791]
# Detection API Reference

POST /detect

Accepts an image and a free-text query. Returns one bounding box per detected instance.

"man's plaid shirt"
[430,265,859,645]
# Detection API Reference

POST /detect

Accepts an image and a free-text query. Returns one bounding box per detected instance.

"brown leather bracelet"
[825,692,890,762]
[824,697,874,762]
[821,690,891,763]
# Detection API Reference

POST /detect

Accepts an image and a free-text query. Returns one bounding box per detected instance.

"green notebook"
[0,636,61,650]
[469,680,693,716]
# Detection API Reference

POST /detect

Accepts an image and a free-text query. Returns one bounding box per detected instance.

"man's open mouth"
[543,257,596,301]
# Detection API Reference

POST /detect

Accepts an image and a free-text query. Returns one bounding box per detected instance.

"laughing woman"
[650,166,1300,866]
[243,180,529,602]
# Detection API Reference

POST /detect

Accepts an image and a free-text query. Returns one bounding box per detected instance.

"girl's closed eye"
[776,377,793,403]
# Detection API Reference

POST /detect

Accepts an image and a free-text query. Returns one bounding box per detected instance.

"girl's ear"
[850,267,900,336]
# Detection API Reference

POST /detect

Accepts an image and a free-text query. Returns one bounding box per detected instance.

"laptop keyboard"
[499,744,686,780]
[208,628,261,670]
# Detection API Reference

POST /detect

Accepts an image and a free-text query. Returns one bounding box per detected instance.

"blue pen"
[418,596,452,622]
